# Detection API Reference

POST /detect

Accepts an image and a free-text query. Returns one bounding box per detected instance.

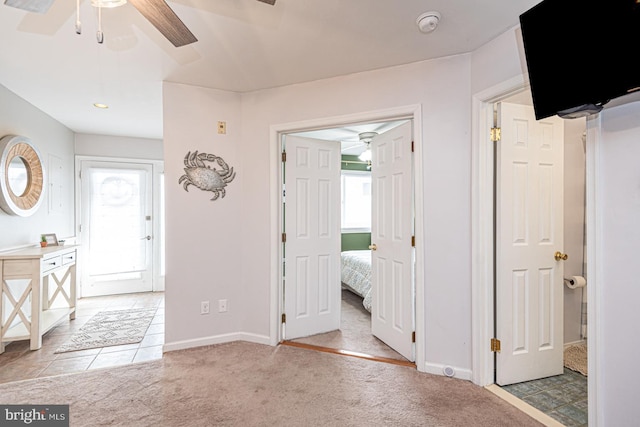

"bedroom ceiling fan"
[4,0,277,47]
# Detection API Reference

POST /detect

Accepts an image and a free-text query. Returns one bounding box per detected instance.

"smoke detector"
[416,11,441,34]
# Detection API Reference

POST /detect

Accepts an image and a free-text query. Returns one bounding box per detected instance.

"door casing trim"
[268,104,425,372]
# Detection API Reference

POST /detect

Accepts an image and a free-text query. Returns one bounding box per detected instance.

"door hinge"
[281,151,287,162]
[411,140,415,153]
[411,236,416,247]
[281,233,287,243]
[412,331,416,343]
[281,313,286,323]
[78,170,82,179]
[491,338,501,353]
[490,127,501,142]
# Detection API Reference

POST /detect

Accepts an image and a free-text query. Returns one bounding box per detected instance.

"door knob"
[554,251,568,261]
[369,244,377,251]
[141,235,151,241]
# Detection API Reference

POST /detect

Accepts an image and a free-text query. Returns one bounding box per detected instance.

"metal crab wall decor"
[179,151,236,201]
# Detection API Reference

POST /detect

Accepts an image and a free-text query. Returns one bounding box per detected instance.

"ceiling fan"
[4,0,277,47]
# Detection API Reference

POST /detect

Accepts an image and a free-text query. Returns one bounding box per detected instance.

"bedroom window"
[341,170,371,232]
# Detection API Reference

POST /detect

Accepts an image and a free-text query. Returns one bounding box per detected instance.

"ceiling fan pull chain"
[96,5,104,44]
[75,0,82,34]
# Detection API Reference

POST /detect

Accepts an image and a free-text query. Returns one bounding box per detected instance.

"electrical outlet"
[218,299,228,313]
[201,301,210,315]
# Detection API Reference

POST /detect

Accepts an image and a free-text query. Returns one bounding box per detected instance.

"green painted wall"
[341,232,371,251]
[341,155,371,251]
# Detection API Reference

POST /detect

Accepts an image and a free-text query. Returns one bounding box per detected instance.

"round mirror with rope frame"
[0,135,46,217]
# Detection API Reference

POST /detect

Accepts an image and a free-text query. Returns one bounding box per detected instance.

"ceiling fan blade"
[4,0,55,13]
[128,0,197,47]
[256,0,276,5]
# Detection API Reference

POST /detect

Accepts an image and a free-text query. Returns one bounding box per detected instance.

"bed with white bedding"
[340,250,372,312]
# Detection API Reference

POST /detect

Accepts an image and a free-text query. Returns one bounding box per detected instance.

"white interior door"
[80,161,154,297]
[283,136,341,339]
[496,102,565,385]
[370,121,415,361]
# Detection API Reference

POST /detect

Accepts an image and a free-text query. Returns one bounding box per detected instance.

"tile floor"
[0,292,164,385]
[501,368,588,426]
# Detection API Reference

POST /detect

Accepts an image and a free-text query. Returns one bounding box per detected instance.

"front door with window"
[80,161,154,297]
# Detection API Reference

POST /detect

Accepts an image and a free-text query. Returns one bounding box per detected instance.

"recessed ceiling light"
[93,103,109,109]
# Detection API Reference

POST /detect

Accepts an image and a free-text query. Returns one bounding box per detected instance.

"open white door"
[370,121,415,361]
[283,135,341,339]
[496,102,565,385]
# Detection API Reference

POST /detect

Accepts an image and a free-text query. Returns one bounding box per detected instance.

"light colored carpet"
[54,308,156,353]
[0,341,543,426]
[564,342,588,376]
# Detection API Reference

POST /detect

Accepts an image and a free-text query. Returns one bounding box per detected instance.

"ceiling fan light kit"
[357,132,377,162]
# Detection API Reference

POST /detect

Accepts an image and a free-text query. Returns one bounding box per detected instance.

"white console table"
[0,245,78,354]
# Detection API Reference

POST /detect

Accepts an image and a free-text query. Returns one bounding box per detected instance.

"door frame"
[74,155,165,298]
[268,105,425,372]
[471,76,598,423]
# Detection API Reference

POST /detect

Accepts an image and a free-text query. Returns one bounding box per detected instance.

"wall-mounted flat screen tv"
[520,0,640,120]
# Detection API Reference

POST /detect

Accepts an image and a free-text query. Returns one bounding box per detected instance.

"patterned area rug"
[564,342,588,376]
[55,308,156,353]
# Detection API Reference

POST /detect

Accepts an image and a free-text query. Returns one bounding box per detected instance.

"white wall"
[164,56,473,371]
[595,101,640,425]
[75,133,163,160]
[163,83,245,348]
[471,26,528,95]
[0,84,75,250]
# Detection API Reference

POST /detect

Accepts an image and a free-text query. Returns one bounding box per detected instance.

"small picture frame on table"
[41,233,58,246]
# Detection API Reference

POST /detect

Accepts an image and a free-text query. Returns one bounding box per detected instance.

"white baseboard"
[163,332,271,353]
[564,339,587,348]
[423,362,473,381]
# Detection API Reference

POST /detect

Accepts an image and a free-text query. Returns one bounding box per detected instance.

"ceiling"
[0,0,541,140]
